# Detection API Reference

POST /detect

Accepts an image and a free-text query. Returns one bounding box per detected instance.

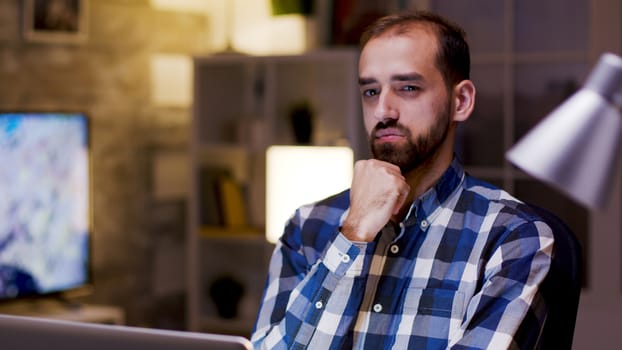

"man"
[252,12,560,349]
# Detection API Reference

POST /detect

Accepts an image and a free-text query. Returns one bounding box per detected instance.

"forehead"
[359,24,440,78]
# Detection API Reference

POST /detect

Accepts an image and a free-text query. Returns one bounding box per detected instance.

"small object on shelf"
[208,276,245,319]
[288,101,314,144]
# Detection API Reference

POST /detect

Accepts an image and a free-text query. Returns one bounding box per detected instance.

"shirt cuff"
[322,232,365,277]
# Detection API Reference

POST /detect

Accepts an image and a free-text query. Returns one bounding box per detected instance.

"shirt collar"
[407,157,466,223]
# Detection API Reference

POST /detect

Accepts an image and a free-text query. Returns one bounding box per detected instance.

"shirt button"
[390,245,399,254]
[420,220,429,229]
[315,301,324,309]
[341,254,351,263]
[373,303,383,313]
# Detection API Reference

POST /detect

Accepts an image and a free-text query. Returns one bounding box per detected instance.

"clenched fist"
[341,159,410,242]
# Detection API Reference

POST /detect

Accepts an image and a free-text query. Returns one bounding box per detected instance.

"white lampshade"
[506,53,622,209]
[266,146,353,243]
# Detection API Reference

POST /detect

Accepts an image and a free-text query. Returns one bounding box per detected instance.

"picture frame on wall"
[22,0,89,44]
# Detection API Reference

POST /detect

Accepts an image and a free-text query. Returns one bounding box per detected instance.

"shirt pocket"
[401,288,465,339]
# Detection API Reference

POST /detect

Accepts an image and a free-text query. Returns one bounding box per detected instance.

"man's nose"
[374,90,399,122]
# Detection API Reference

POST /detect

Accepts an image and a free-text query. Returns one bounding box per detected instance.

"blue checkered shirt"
[252,159,554,349]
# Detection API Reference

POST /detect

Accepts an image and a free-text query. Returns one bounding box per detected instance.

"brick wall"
[0,0,208,328]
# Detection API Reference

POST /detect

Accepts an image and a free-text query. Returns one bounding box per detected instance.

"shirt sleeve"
[251,208,364,349]
[448,220,554,350]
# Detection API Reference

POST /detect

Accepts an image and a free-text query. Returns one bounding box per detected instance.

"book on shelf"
[198,166,228,227]
[217,174,248,228]
[198,166,255,233]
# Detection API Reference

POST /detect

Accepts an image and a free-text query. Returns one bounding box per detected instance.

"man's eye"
[363,89,378,97]
[401,85,419,92]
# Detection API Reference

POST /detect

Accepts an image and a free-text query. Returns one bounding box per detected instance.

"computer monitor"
[0,314,253,350]
[0,112,92,301]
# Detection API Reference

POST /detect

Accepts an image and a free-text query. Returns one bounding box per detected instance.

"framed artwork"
[22,0,89,44]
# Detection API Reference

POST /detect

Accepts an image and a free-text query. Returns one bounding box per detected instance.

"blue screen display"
[0,112,90,299]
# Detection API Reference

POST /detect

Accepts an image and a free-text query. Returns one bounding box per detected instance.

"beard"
[370,101,452,174]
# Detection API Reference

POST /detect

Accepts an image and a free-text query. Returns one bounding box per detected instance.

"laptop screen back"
[0,314,253,350]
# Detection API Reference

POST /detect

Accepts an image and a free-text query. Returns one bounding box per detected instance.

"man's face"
[358,26,453,173]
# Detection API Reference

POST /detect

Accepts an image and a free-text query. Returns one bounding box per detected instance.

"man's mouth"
[374,127,405,141]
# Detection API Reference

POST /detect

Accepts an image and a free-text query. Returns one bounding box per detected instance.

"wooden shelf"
[200,226,265,242]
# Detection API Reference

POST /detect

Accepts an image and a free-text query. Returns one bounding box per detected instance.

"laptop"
[0,314,253,350]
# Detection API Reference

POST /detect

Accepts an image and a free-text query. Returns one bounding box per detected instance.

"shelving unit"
[186,49,365,335]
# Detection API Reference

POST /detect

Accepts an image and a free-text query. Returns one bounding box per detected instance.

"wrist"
[341,220,373,242]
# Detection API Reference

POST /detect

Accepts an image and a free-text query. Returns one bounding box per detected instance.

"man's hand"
[341,159,410,242]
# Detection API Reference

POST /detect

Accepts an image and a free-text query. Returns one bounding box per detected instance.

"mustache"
[372,119,410,135]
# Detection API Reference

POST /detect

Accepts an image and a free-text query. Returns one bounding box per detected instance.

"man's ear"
[452,80,476,122]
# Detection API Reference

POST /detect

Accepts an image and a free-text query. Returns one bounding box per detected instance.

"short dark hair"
[360,11,470,88]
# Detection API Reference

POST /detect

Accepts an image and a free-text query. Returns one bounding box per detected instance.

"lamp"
[266,145,353,243]
[506,53,622,209]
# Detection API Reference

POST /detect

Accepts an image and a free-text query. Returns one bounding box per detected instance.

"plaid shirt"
[252,159,554,349]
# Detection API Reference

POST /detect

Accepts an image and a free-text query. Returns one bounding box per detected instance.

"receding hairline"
[360,22,444,83]
[362,22,440,52]
[361,15,445,48]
